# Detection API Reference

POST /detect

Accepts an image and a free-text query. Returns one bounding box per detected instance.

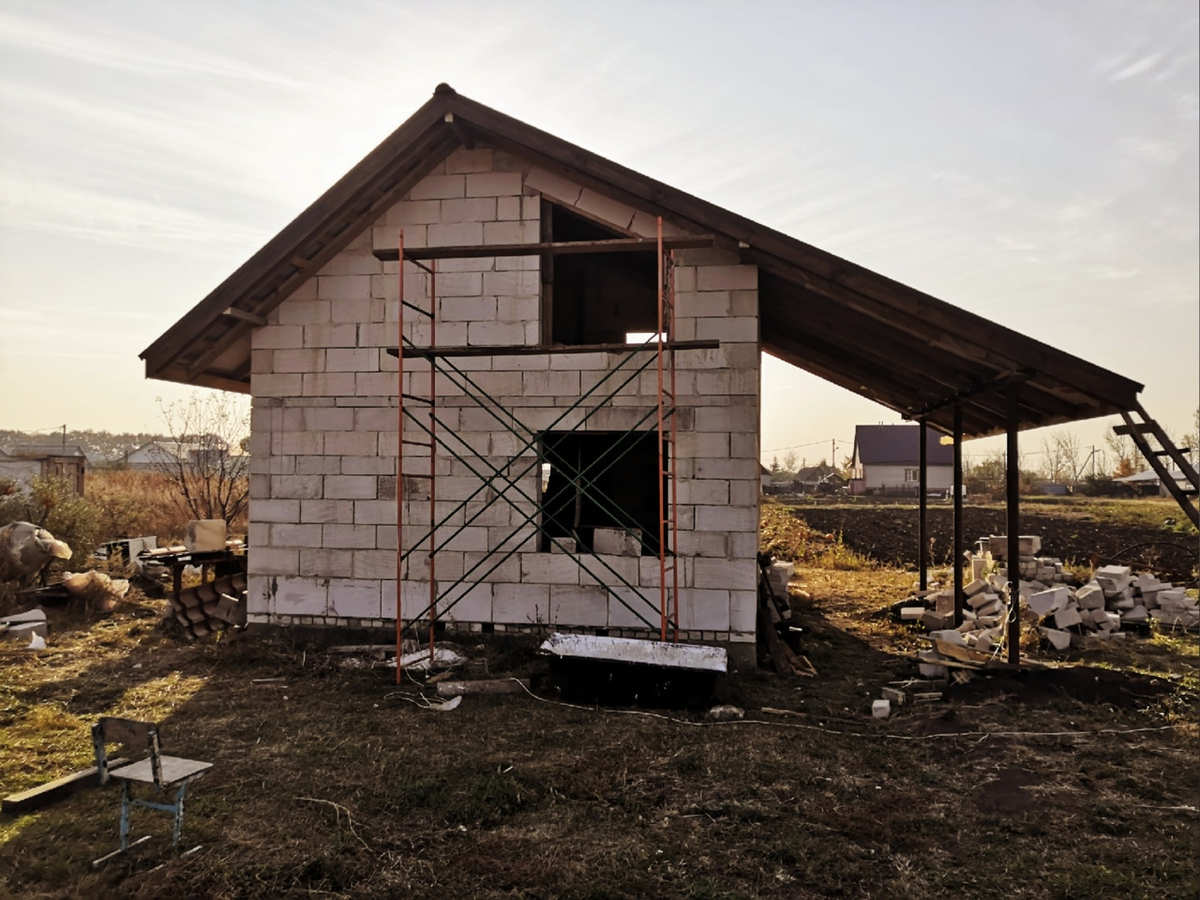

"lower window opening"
[539,431,666,555]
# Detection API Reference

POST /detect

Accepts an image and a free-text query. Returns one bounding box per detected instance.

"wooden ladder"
[1114,404,1199,527]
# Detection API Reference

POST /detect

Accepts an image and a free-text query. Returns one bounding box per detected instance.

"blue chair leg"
[119,780,131,851]
[171,782,188,850]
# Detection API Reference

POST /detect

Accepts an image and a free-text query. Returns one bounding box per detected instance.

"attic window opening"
[539,431,666,555]
[543,202,657,346]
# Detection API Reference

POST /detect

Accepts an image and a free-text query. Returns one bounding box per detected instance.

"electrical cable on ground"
[504,677,1187,744]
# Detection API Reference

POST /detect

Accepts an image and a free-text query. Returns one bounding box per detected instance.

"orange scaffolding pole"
[395,230,405,681]
[655,217,679,643]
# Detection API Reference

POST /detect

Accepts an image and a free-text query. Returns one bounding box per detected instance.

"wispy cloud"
[1118,136,1183,164]
[0,170,265,258]
[0,9,308,90]
[1109,52,1164,82]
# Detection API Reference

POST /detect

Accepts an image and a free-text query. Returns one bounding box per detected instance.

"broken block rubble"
[897,537,1198,670]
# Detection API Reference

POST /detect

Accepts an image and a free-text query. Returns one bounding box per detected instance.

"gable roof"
[142,84,1143,440]
[853,425,954,467]
[7,444,88,459]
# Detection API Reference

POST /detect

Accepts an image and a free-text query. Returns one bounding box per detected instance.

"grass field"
[0,499,1197,899]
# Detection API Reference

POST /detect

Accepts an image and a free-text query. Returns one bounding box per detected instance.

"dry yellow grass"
[86,469,247,545]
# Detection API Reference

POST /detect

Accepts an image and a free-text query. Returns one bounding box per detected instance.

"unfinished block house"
[144,85,1193,665]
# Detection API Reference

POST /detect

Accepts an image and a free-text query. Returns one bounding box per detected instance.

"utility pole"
[61,424,66,449]
[831,438,836,468]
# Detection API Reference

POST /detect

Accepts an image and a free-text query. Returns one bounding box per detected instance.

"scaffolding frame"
[394,221,709,679]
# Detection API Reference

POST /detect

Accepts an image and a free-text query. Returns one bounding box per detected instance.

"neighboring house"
[138,85,1143,661]
[0,445,87,495]
[794,464,844,492]
[125,439,230,471]
[850,425,953,496]
[1113,469,1188,498]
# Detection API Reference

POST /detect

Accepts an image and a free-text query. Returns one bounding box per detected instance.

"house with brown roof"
[141,85,1147,661]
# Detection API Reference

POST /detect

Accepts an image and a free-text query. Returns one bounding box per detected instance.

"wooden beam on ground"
[434,679,529,698]
[2,759,131,815]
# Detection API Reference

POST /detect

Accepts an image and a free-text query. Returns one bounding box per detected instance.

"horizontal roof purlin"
[142,84,1143,438]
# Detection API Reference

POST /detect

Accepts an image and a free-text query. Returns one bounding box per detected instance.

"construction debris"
[93,536,158,573]
[185,519,227,553]
[169,571,247,639]
[0,522,71,587]
[540,632,726,708]
[391,646,466,672]
[897,536,1199,674]
[756,554,812,675]
[0,607,48,642]
[61,571,130,612]
[705,704,745,722]
[435,679,528,698]
[540,633,726,672]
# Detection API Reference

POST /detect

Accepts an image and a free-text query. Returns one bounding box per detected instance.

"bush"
[1075,474,1123,498]
[86,469,198,544]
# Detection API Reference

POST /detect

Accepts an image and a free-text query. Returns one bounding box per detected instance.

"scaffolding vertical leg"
[657,218,667,642]
[428,262,437,660]
[396,231,405,682]
[667,250,679,641]
[655,217,679,643]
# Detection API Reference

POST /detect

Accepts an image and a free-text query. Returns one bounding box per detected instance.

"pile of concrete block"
[899,537,1198,669]
[1093,566,1199,631]
[765,560,794,599]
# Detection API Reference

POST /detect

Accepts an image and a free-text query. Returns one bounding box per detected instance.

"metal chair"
[91,716,212,867]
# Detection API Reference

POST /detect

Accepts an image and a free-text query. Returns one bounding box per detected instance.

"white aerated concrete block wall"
[247,146,760,647]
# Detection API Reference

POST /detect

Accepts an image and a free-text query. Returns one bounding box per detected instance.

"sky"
[0,0,1196,472]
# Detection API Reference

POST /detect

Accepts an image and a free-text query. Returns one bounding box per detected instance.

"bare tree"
[1105,426,1145,477]
[782,450,798,474]
[1184,409,1200,470]
[1039,430,1083,484]
[155,392,250,525]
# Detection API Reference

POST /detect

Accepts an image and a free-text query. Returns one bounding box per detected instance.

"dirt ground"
[0,497,1197,899]
[788,497,1197,583]
[1,593,1196,899]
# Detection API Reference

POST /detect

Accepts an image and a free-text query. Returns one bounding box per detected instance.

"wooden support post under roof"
[1006,386,1021,666]
[918,420,928,593]
[953,404,964,627]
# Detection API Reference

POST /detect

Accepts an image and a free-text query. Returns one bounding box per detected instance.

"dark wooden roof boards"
[142,84,1144,439]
